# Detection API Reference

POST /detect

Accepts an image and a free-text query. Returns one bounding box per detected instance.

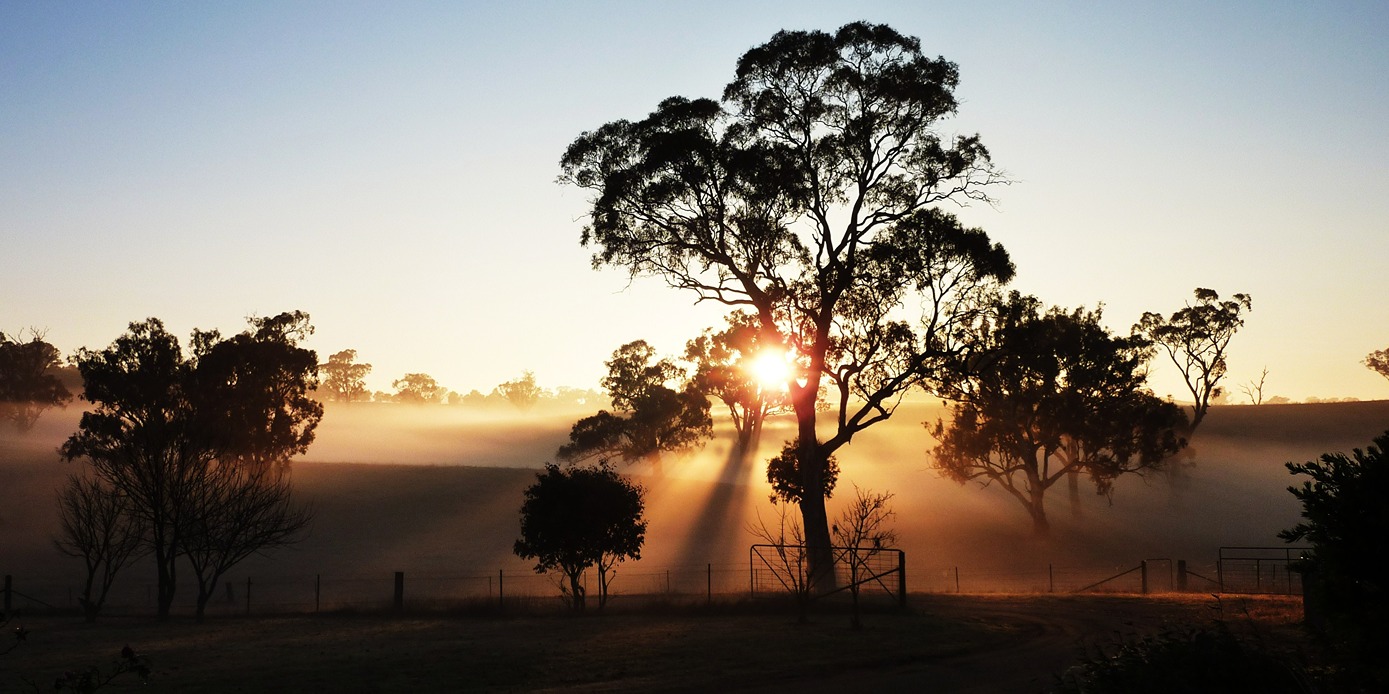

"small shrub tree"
[1279,431,1389,687]
[514,463,646,611]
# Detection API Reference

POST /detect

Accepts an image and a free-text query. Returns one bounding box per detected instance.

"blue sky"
[3,1,1387,401]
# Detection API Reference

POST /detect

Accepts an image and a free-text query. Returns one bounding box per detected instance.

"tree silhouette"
[685,312,789,456]
[497,370,544,411]
[1363,348,1389,383]
[61,313,321,619]
[832,486,897,630]
[933,294,1188,535]
[391,372,444,404]
[558,341,711,468]
[766,439,839,504]
[0,328,72,431]
[318,349,372,403]
[561,22,1011,586]
[53,475,147,622]
[1136,288,1251,431]
[1280,432,1389,686]
[514,463,646,611]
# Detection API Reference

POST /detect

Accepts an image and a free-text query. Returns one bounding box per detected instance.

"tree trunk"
[1029,485,1050,537]
[795,414,834,593]
[155,548,177,619]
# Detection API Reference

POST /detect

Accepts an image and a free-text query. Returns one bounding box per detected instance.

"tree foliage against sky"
[0,328,72,431]
[561,21,1012,585]
[1363,348,1389,383]
[684,311,788,456]
[318,349,372,403]
[933,293,1188,535]
[1136,288,1251,430]
[497,370,543,411]
[558,340,711,467]
[514,463,646,611]
[61,312,321,619]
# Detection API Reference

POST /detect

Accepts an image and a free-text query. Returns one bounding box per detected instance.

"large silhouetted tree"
[318,349,372,403]
[0,329,72,431]
[933,294,1188,535]
[514,463,646,611]
[558,341,711,467]
[561,22,1011,586]
[685,311,788,456]
[61,313,321,619]
[1136,288,1251,431]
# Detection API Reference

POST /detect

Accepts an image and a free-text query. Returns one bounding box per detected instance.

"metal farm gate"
[1217,546,1309,595]
[749,544,906,607]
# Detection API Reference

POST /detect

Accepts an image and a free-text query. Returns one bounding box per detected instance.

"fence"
[1,549,1306,617]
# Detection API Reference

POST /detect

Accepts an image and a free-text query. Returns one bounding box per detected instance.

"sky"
[3,1,1388,402]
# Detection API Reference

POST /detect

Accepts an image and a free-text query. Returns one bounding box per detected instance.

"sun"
[748,349,792,391]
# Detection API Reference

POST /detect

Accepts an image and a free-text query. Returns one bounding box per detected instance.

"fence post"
[498,569,504,610]
[393,572,405,612]
[1140,561,1149,594]
[1177,560,1188,592]
[1049,564,1054,593]
[315,574,321,613]
[1217,559,1224,593]
[3,575,10,614]
[898,552,907,608]
[954,566,960,593]
[246,577,252,616]
[707,564,711,605]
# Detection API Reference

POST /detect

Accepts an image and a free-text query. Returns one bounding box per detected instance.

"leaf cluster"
[1279,432,1389,685]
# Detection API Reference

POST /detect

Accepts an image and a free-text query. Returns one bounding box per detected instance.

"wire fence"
[2,549,1304,618]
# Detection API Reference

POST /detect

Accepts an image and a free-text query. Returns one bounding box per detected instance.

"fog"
[5,399,1388,598]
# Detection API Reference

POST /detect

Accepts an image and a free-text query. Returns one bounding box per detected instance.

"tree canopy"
[558,340,711,467]
[318,349,372,403]
[514,463,646,611]
[933,293,1188,535]
[497,370,544,411]
[1279,432,1389,685]
[561,21,1012,585]
[1136,288,1251,430]
[0,329,72,431]
[685,311,789,456]
[1364,348,1389,383]
[61,313,321,619]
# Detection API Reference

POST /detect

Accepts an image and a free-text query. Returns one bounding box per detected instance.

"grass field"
[2,399,1374,690]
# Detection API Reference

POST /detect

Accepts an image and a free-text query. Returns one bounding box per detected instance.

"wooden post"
[1141,560,1149,594]
[315,574,321,613]
[245,577,252,616]
[898,552,907,608]
[3,575,11,614]
[498,569,504,610]
[1049,564,1054,593]
[1177,560,1188,592]
[954,566,960,593]
[393,572,405,612]
[706,563,711,605]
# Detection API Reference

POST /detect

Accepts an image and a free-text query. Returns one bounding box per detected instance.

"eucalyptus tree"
[933,294,1188,535]
[561,22,1011,585]
[61,313,321,619]
[1136,288,1251,431]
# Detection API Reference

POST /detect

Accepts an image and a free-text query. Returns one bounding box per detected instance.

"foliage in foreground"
[1280,430,1389,688]
[1052,621,1315,694]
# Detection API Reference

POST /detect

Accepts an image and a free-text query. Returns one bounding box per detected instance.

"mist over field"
[5,399,1388,602]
